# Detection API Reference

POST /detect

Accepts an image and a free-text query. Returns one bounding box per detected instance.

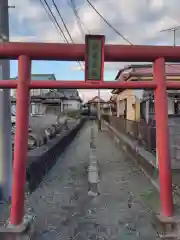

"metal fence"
[103,115,156,154]
[103,115,180,169]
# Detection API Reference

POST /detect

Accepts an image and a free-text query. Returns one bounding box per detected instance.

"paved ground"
[25,121,158,239]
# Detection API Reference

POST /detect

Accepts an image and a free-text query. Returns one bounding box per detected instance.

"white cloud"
[8,0,180,101]
[11,35,37,42]
[9,0,180,44]
[150,0,164,10]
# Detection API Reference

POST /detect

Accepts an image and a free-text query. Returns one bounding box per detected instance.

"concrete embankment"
[26,118,85,192]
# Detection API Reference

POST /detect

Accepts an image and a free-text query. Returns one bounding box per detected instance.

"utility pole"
[160,26,180,46]
[0,0,13,202]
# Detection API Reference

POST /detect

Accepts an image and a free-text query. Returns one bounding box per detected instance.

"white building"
[11,78,82,120]
[11,74,56,116]
[63,100,81,111]
[57,89,82,112]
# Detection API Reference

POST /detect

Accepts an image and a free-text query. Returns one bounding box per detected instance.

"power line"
[67,0,91,70]
[85,0,133,45]
[39,0,65,41]
[41,0,69,43]
[52,0,74,43]
[67,0,90,38]
[51,0,84,70]
[40,0,83,70]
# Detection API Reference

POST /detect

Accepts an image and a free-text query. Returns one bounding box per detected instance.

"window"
[149,100,155,114]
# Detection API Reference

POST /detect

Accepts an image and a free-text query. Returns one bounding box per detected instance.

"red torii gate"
[1,35,180,227]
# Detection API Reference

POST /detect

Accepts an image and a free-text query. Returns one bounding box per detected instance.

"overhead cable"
[85,0,133,45]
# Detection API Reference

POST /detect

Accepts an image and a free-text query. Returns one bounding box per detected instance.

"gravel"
[23,121,157,239]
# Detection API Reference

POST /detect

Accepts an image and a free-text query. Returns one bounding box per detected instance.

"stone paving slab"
[24,122,158,239]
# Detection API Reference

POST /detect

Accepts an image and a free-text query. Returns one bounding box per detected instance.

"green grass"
[140,187,160,212]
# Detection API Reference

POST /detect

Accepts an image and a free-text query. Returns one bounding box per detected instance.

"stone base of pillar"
[152,213,180,239]
[0,214,35,240]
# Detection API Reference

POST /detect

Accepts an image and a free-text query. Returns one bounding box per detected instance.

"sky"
[8,0,180,102]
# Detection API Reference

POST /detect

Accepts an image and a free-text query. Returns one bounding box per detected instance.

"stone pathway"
[25,121,158,239]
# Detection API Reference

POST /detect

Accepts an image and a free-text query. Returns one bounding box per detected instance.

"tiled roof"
[88,96,105,103]
[11,73,56,81]
[44,90,65,98]
[43,90,82,101]
[112,63,180,95]
[57,89,79,97]
[132,64,180,75]
[11,74,82,101]
[115,63,180,81]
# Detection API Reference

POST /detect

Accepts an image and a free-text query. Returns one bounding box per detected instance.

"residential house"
[11,74,56,116]
[87,96,105,115]
[11,75,82,118]
[111,89,141,122]
[57,89,82,112]
[137,64,180,123]
[111,64,180,169]
[112,64,180,122]
[84,96,112,116]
